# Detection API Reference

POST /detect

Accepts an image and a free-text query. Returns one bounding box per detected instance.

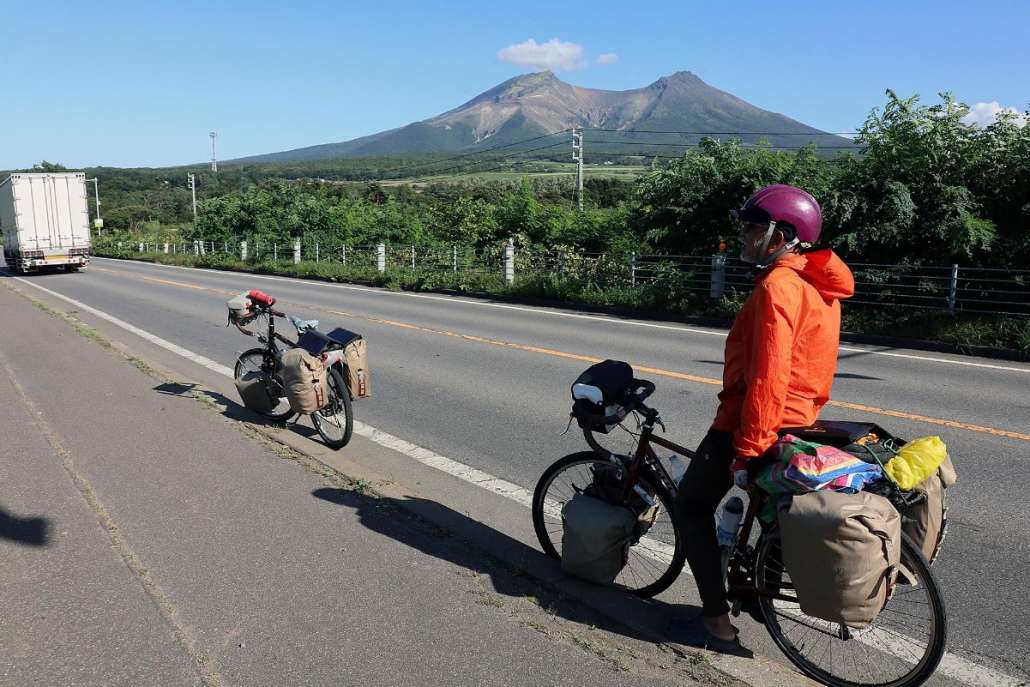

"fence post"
[504,237,515,285]
[139,242,144,253]
[240,240,248,262]
[377,243,386,273]
[315,242,320,263]
[341,244,347,266]
[630,252,637,287]
[452,245,458,273]
[163,242,169,254]
[293,239,301,264]
[273,244,278,262]
[948,264,959,314]
[223,241,228,254]
[410,245,416,270]
[710,253,727,299]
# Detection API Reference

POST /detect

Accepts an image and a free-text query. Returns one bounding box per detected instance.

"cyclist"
[671,184,855,652]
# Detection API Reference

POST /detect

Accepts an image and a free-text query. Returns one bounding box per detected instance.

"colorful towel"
[778,435,884,492]
[755,435,883,522]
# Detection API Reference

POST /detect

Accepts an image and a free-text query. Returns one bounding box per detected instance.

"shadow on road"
[0,505,50,547]
[151,382,333,449]
[695,359,883,381]
[311,486,716,651]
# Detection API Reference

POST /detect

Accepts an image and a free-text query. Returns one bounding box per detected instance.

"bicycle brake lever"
[656,416,666,433]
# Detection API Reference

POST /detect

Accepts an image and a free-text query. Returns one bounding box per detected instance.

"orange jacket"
[712,250,854,462]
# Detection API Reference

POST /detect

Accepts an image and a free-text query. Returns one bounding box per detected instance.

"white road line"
[95,258,1030,374]
[14,274,1023,687]
[775,604,1025,687]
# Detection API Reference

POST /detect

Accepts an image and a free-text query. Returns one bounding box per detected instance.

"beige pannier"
[280,348,328,414]
[779,490,901,629]
[902,455,956,564]
[343,338,370,399]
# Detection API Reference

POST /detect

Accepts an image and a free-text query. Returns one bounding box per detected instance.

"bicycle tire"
[755,529,947,687]
[312,367,354,450]
[532,451,686,598]
[234,347,294,422]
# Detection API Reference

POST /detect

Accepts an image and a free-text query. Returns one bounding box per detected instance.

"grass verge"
[97,249,1030,358]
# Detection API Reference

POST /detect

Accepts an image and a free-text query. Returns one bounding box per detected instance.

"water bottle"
[667,455,688,486]
[716,496,745,548]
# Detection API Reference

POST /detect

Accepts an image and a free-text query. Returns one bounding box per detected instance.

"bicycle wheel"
[234,348,294,422]
[311,368,353,450]
[532,451,686,598]
[755,529,947,687]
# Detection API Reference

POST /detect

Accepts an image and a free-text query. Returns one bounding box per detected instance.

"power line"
[372,129,571,177]
[588,140,860,150]
[585,127,860,137]
[399,140,570,180]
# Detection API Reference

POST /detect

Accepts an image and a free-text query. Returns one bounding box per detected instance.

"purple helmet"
[731,184,823,244]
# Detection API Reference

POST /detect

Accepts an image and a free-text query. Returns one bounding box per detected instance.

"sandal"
[665,617,743,654]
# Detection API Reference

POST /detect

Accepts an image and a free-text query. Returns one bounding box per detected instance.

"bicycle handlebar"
[593,379,656,425]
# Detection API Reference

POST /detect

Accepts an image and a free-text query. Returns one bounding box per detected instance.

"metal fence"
[122,239,1030,318]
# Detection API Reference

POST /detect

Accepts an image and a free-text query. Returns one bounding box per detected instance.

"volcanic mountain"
[233,71,851,163]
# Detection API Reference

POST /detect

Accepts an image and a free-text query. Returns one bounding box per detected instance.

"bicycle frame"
[615,411,799,607]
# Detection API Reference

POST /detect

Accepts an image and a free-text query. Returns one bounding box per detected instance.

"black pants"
[675,429,735,618]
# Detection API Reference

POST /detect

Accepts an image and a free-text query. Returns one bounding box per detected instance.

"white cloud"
[595,52,619,65]
[497,39,586,72]
[961,101,1026,128]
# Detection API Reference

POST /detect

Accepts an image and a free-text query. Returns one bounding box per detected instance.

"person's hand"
[733,470,750,488]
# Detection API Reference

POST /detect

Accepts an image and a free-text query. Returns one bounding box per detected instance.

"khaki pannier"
[280,348,328,414]
[560,492,636,585]
[343,338,370,399]
[779,490,901,629]
[234,372,278,414]
[902,455,956,564]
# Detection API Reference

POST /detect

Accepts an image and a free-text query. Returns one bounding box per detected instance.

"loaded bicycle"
[229,290,366,450]
[531,361,947,687]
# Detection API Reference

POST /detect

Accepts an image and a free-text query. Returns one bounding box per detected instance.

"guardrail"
[118,239,1030,318]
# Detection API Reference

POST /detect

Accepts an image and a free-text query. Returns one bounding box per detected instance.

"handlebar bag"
[900,455,956,565]
[571,360,633,434]
[226,292,253,322]
[560,491,636,585]
[280,348,328,414]
[779,490,901,629]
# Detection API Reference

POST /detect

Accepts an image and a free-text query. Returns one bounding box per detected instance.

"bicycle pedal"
[730,599,742,617]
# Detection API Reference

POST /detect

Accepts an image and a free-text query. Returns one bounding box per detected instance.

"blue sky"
[3,0,1027,169]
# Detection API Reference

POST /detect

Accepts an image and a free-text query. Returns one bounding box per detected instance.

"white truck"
[1,172,91,273]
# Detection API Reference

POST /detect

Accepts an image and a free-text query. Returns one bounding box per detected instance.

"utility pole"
[571,127,584,211]
[187,173,197,220]
[209,131,218,172]
[86,177,103,235]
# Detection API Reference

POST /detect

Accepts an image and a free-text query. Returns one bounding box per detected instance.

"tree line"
[67,91,1030,268]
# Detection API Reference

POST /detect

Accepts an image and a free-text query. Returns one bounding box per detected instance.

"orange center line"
[90,265,1030,443]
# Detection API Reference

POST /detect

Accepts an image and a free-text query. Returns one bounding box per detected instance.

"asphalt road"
[7,257,1030,683]
[0,275,721,687]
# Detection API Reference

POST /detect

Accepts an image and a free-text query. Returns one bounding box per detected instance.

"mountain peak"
[649,70,704,89]
[231,70,852,164]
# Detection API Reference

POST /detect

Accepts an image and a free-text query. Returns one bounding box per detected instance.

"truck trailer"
[1,172,91,273]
